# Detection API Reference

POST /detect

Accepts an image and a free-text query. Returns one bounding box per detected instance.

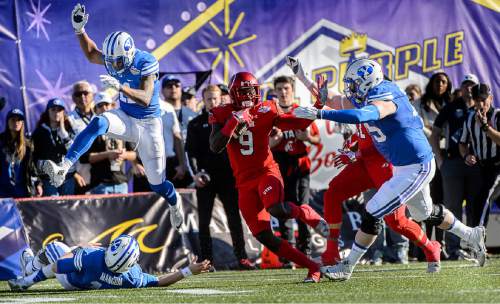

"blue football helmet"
[102,31,136,76]
[343,58,384,108]
[105,234,140,273]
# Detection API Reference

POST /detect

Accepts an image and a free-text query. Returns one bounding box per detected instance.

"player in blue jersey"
[9,235,211,291]
[294,58,487,280]
[40,4,183,230]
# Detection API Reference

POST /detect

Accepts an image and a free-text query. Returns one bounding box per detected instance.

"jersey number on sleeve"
[239,130,254,155]
[364,123,386,143]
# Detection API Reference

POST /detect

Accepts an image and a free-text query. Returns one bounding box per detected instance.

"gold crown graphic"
[339,32,368,57]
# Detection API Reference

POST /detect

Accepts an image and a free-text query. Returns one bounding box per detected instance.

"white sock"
[347,242,369,266]
[447,217,472,240]
[25,258,41,276]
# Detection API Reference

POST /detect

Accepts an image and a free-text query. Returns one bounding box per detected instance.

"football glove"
[333,149,357,169]
[294,106,321,120]
[100,75,121,91]
[71,3,88,34]
[286,56,304,77]
[313,74,328,108]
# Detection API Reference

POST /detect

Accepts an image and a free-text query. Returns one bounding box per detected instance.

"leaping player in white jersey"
[41,4,183,230]
[291,57,487,280]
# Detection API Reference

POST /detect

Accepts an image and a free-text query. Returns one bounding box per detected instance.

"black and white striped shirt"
[460,107,500,161]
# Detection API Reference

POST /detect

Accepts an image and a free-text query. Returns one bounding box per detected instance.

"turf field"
[1,257,499,303]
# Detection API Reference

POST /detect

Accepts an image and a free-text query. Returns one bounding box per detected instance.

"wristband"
[180,266,192,278]
[220,116,239,137]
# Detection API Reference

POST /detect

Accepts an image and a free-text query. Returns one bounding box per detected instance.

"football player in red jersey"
[209,72,328,283]
[285,56,441,272]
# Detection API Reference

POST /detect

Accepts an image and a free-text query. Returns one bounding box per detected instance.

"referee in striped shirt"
[459,83,500,226]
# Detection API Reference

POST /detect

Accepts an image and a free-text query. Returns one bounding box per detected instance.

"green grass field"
[1,257,499,303]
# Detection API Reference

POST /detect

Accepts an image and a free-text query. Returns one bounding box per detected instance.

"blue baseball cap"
[7,108,25,120]
[161,75,181,88]
[46,98,66,111]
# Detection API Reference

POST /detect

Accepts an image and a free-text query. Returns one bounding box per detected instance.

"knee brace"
[150,180,177,206]
[255,230,281,252]
[267,202,292,220]
[360,210,384,236]
[424,204,445,226]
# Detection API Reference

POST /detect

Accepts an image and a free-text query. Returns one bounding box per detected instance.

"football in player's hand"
[233,123,248,139]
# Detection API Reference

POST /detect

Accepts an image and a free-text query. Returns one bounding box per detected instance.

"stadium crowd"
[0,68,497,267]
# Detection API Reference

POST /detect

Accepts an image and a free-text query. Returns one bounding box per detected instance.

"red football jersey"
[355,123,381,158]
[272,104,320,156]
[209,101,311,186]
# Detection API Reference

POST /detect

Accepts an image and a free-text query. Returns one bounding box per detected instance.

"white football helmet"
[105,235,140,273]
[343,58,384,108]
[102,31,136,76]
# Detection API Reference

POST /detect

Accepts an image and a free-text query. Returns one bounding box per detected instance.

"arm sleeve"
[320,105,380,123]
[276,113,312,130]
[140,54,160,77]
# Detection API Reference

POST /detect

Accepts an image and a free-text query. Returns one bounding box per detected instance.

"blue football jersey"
[105,49,161,119]
[364,80,433,166]
[64,248,158,290]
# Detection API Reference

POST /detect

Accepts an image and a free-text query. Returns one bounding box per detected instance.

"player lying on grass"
[291,58,486,281]
[8,235,210,291]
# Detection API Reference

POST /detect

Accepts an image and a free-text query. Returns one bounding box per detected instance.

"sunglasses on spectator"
[73,91,90,97]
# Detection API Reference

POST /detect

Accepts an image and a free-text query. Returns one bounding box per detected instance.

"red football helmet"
[229,72,261,109]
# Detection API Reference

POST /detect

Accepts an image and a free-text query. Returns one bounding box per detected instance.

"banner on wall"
[15,191,370,273]
[0,0,498,130]
[0,198,30,280]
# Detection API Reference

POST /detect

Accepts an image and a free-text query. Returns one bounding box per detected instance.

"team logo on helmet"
[356,65,373,80]
[124,38,132,52]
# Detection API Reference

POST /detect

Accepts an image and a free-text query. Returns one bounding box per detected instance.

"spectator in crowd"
[160,77,191,188]
[87,93,136,194]
[182,86,200,113]
[404,84,422,106]
[161,75,197,141]
[269,76,321,260]
[32,98,76,196]
[0,109,41,198]
[459,83,500,227]
[431,74,481,260]
[418,72,453,138]
[185,85,255,270]
[67,80,95,194]
[217,84,231,105]
[417,72,453,251]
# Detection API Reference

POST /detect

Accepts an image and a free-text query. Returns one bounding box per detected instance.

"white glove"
[100,75,121,91]
[286,56,314,91]
[294,106,321,120]
[71,3,88,34]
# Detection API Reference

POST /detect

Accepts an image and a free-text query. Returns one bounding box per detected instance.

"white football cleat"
[169,205,183,231]
[20,248,35,277]
[462,226,487,267]
[8,277,30,291]
[41,159,72,187]
[314,219,330,238]
[322,259,354,281]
